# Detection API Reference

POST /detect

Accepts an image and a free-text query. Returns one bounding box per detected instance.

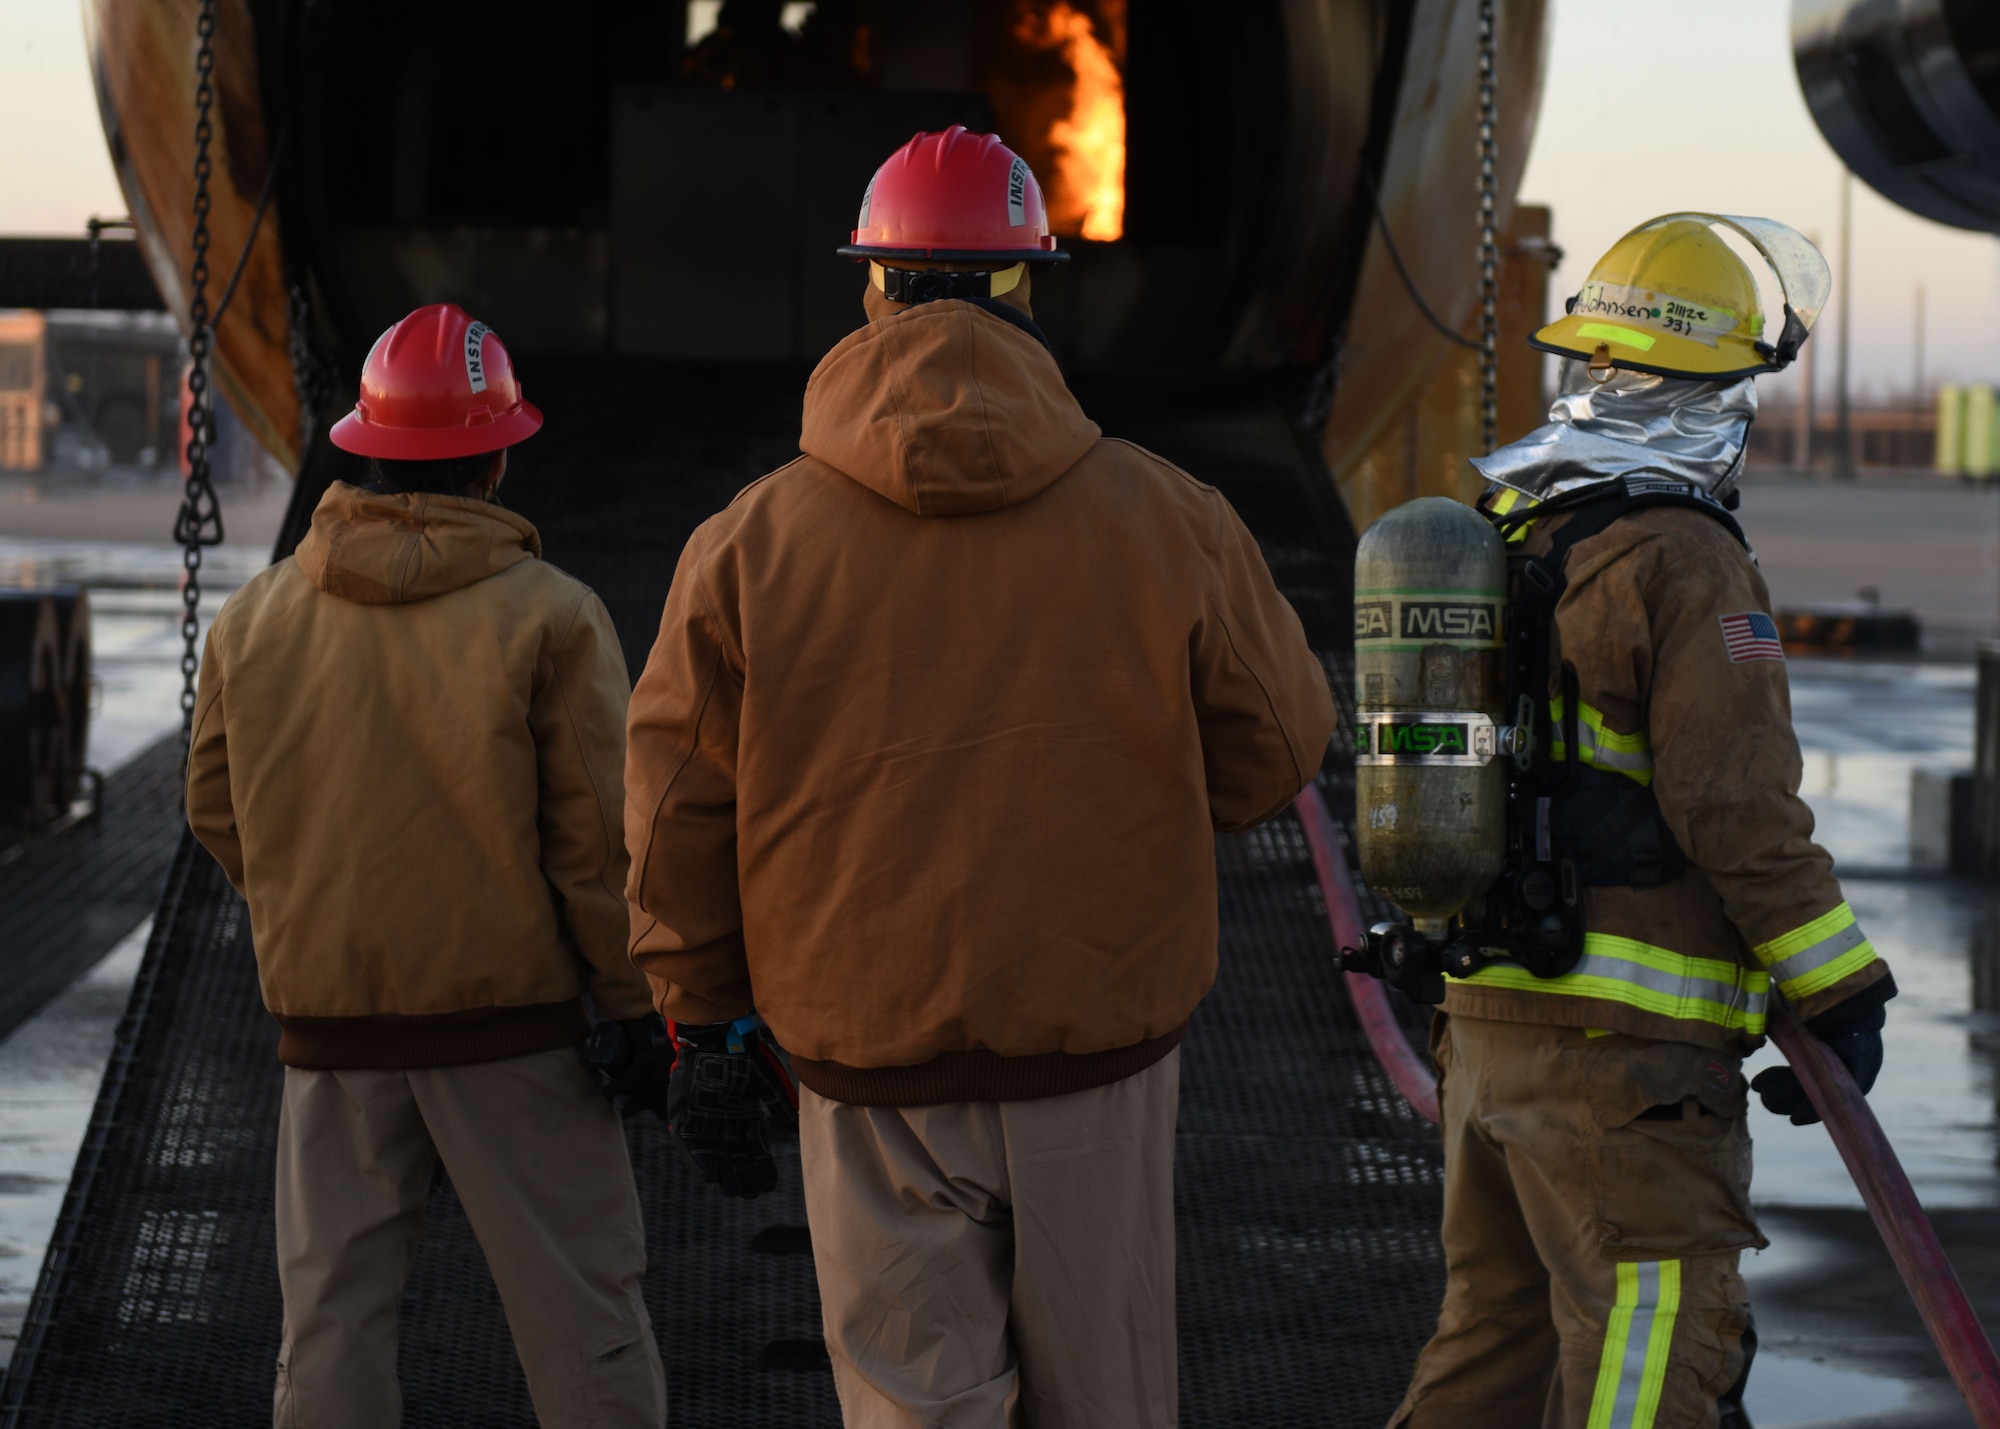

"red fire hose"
[1294,784,1440,1125]
[1765,1002,2000,1422]
[1292,785,2000,1425]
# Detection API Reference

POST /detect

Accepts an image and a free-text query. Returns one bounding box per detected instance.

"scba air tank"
[1353,497,1508,937]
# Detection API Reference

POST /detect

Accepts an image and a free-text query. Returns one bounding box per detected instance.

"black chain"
[287,276,335,459]
[1477,0,1500,455]
[177,0,225,751]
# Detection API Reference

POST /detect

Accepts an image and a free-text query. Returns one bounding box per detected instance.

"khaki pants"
[1392,1016,1762,1429]
[801,1051,1181,1429]
[273,1048,666,1429]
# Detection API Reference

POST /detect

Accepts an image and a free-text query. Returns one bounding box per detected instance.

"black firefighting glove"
[1752,973,1897,1127]
[665,1015,800,1200]
[581,1014,675,1120]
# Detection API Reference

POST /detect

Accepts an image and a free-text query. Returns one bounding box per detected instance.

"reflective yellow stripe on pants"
[1589,1259,1682,1429]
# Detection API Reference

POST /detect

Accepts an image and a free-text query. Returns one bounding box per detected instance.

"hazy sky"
[3,0,1995,398]
[1518,0,2000,404]
[0,0,115,236]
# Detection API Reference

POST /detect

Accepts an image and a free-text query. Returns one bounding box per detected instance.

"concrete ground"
[0,469,293,548]
[1736,471,2000,659]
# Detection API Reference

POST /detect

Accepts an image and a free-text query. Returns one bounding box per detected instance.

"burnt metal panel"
[610,87,992,362]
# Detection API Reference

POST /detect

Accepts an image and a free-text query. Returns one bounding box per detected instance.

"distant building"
[0,310,182,474]
[1746,402,1938,473]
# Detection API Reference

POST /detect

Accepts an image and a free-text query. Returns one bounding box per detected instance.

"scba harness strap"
[1466,475,1749,978]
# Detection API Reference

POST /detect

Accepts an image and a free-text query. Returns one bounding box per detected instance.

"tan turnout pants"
[800,1050,1181,1429]
[273,1048,666,1429]
[1391,1015,1762,1429]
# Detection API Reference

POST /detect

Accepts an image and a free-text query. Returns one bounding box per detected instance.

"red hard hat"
[329,303,543,460]
[838,126,1068,265]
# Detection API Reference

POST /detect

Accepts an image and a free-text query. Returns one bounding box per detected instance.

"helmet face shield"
[1701,213,1831,365]
[1533,213,1830,380]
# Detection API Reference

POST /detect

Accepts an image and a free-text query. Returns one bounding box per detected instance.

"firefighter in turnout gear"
[1385,216,1895,1429]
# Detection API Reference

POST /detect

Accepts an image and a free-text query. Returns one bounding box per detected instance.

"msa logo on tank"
[463,321,491,395]
[1007,157,1029,226]
[1355,711,1502,767]
[1354,594,1503,646]
[1362,720,1469,755]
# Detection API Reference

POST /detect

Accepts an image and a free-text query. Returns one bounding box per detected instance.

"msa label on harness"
[1354,594,1503,648]
[1007,158,1029,226]
[1621,474,1725,510]
[1356,712,1501,767]
[464,321,491,394]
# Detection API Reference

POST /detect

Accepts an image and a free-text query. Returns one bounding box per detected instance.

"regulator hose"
[1291,784,2000,1425]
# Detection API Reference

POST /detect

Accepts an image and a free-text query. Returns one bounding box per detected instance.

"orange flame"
[1015,2,1125,242]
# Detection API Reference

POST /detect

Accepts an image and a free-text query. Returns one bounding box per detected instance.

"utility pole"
[1913,281,1927,473]
[1913,280,1926,403]
[1833,168,1856,479]
[1794,329,1817,472]
[1796,233,1821,472]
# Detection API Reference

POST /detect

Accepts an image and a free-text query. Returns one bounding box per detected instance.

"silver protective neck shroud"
[1469,360,1759,502]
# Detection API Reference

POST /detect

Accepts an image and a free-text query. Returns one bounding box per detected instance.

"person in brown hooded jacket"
[186,306,666,1428]
[624,130,1334,1426]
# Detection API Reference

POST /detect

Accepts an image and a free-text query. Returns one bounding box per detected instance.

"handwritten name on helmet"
[1573,282,1735,346]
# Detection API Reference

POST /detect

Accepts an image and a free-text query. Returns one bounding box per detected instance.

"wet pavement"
[0,923,145,1364]
[1731,656,1992,1428]
[0,534,271,772]
[0,499,277,1369]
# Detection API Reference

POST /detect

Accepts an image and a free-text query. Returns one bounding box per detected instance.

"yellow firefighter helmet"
[1532,213,1831,383]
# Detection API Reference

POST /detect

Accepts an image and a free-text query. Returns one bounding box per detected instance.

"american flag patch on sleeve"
[1720,611,1786,663]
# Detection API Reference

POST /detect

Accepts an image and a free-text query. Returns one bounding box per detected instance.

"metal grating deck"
[0,365,1444,1426]
[0,734,185,1042]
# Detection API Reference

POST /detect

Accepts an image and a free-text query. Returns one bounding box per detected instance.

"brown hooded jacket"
[186,484,652,1069]
[625,297,1335,1104]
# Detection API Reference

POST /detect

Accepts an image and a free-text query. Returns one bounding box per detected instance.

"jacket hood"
[800,300,1100,516]
[295,483,542,604]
